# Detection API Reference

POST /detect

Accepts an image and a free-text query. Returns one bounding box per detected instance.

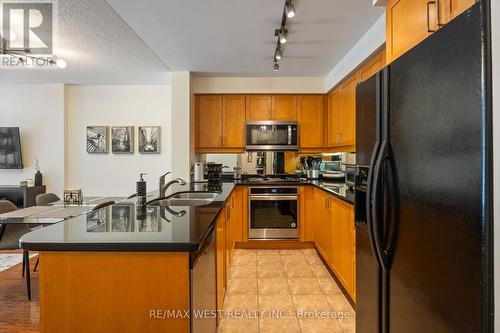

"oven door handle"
[249,195,298,201]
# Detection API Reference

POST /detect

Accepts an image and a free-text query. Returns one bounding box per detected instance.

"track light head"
[279,29,287,44]
[285,1,296,18]
[273,61,280,72]
[275,47,283,60]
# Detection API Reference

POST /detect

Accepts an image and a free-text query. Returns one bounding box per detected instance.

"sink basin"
[148,192,220,207]
[171,192,219,200]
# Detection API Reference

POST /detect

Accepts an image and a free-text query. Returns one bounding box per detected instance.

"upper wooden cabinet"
[223,95,246,148]
[273,95,297,120]
[195,95,245,152]
[196,95,224,149]
[327,90,342,147]
[359,50,386,82]
[298,95,325,149]
[339,75,357,147]
[246,95,272,121]
[386,0,476,63]
[246,95,297,121]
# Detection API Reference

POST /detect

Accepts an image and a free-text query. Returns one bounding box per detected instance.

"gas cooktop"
[247,177,301,183]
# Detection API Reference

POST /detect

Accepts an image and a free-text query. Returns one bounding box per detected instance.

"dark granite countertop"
[19,182,235,255]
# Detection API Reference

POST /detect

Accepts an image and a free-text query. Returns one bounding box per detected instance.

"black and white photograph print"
[111,205,134,232]
[86,126,108,153]
[112,126,134,153]
[138,206,160,232]
[86,208,108,232]
[138,126,161,153]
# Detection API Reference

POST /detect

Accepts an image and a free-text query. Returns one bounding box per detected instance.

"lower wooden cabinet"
[215,213,226,317]
[312,187,356,300]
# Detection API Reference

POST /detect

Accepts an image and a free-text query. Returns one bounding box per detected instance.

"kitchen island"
[20,182,235,333]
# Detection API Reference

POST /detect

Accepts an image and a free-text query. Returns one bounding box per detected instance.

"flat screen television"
[0,127,23,169]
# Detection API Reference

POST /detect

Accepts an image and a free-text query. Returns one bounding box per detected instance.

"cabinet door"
[339,75,357,146]
[246,95,272,121]
[196,95,223,148]
[298,95,325,149]
[223,95,246,148]
[231,187,243,243]
[273,95,297,121]
[386,0,433,63]
[450,0,475,19]
[359,50,386,82]
[327,89,342,147]
[314,189,332,262]
[215,216,226,314]
[330,199,354,294]
[224,203,232,277]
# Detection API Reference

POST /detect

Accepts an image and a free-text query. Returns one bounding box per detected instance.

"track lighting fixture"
[285,1,296,18]
[270,0,297,71]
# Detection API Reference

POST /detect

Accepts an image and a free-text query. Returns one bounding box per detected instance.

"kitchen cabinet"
[300,186,315,241]
[195,95,245,152]
[215,213,226,316]
[327,90,342,147]
[338,75,357,147]
[246,95,272,120]
[330,197,355,297]
[231,187,244,243]
[386,0,476,63]
[224,95,246,148]
[224,201,232,277]
[273,95,297,120]
[298,95,325,149]
[314,188,332,262]
[246,95,297,121]
[195,95,223,149]
[359,49,386,82]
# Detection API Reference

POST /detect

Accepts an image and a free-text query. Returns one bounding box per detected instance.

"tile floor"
[218,248,355,333]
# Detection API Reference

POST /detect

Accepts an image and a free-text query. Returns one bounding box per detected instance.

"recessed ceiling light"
[286,1,296,18]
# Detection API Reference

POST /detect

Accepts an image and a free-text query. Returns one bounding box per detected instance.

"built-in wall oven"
[248,186,299,240]
[245,121,298,151]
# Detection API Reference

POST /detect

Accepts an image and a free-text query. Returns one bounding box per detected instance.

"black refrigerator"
[354,2,493,333]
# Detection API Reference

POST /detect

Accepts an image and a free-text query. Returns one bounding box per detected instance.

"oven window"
[250,200,298,229]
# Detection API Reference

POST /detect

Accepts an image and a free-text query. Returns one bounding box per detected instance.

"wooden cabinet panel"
[386,0,432,63]
[298,95,325,149]
[231,187,244,243]
[225,202,232,277]
[246,95,272,121]
[215,215,226,314]
[223,95,246,148]
[314,189,332,262]
[450,0,475,18]
[196,95,223,148]
[359,50,386,82]
[330,198,354,294]
[273,95,297,120]
[300,186,315,241]
[339,75,357,146]
[327,89,342,147]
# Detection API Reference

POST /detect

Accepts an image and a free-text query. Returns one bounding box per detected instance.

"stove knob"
[291,223,296,228]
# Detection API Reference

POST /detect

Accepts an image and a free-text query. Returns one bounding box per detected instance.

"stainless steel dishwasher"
[190,230,216,333]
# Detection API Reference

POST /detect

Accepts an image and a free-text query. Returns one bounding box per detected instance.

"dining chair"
[36,193,60,206]
[0,200,33,299]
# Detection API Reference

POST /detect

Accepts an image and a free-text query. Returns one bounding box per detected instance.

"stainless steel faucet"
[159,172,171,195]
[160,175,187,197]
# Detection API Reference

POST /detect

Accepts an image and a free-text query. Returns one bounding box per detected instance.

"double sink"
[148,191,220,207]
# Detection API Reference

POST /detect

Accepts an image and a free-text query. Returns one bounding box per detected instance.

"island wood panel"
[39,251,190,333]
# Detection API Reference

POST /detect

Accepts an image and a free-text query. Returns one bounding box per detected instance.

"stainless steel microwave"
[245,121,298,151]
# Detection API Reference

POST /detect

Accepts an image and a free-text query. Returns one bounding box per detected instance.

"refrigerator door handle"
[371,139,391,272]
[366,140,382,267]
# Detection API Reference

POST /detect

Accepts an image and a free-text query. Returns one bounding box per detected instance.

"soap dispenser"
[136,173,147,206]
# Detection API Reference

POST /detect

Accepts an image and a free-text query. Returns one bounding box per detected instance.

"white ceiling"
[0,0,170,84]
[106,0,385,77]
